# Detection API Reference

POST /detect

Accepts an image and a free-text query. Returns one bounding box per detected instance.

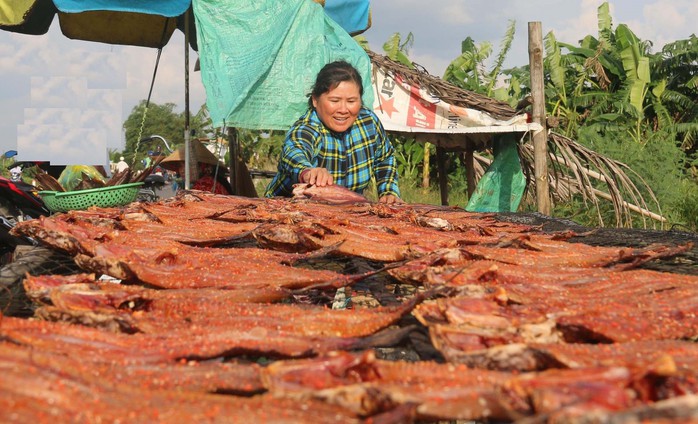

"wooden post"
[528,22,550,215]
[436,146,448,206]
[228,127,239,195]
[464,147,475,198]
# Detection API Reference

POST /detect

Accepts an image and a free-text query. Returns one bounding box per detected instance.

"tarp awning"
[0,0,371,45]
[195,0,373,130]
[324,0,370,36]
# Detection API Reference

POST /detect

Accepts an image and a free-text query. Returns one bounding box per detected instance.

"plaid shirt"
[265,107,400,198]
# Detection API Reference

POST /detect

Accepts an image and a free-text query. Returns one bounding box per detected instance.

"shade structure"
[0,0,370,49]
[160,139,223,170]
[0,0,196,49]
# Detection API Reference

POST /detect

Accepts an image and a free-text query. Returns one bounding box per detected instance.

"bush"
[576,126,692,228]
[672,180,698,231]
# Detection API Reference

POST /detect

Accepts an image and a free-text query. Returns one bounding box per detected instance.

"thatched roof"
[367,50,519,121]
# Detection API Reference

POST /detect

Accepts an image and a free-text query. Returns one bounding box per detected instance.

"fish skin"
[292,183,370,205]
[0,348,360,423]
[262,350,514,421]
[0,341,265,395]
[26,273,424,338]
[74,239,352,290]
[0,315,412,361]
[24,274,291,308]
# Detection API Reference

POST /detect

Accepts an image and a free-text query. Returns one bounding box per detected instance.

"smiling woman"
[264,61,402,204]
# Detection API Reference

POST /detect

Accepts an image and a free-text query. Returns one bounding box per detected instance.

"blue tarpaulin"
[324,0,370,35]
[53,0,190,16]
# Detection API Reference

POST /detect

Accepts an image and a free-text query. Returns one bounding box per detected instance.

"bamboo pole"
[528,22,550,214]
[228,127,239,195]
[589,187,666,222]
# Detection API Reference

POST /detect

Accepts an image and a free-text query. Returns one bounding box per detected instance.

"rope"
[210,123,227,193]
[130,21,169,168]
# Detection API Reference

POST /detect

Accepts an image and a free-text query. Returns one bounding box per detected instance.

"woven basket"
[39,182,143,213]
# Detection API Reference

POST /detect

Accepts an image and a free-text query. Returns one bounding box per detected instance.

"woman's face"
[312,81,362,133]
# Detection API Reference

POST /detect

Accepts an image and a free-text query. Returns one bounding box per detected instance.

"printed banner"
[371,66,530,134]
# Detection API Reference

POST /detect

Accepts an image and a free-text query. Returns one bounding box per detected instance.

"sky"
[0,0,696,166]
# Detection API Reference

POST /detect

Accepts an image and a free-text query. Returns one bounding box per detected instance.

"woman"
[265,61,401,204]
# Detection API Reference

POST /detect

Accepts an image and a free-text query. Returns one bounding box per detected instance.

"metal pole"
[184,9,191,189]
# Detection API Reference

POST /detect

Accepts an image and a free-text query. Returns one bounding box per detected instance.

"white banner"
[371,66,535,134]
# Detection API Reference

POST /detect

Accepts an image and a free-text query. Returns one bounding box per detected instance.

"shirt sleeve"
[277,126,317,181]
[264,120,320,198]
[371,113,401,198]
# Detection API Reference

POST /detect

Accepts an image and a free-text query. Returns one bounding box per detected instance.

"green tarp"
[466,133,526,213]
[193,0,373,130]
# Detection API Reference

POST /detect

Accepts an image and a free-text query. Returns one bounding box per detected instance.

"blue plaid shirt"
[265,107,400,198]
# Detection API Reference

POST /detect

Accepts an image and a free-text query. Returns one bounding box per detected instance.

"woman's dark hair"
[308,61,363,108]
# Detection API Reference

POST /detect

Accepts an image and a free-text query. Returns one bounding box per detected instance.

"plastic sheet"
[194,0,373,130]
[57,165,106,191]
[466,134,525,213]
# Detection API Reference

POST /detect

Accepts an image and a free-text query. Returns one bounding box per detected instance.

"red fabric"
[193,175,231,195]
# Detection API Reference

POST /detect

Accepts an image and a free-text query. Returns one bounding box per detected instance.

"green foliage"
[443,37,492,92]
[353,35,370,52]
[672,180,698,231]
[443,20,517,100]
[122,100,210,167]
[392,138,424,186]
[382,33,415,67]
[235,129,285,170]
[576,125,688,227]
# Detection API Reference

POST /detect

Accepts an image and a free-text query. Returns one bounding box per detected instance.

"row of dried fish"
[3,320,698,422]
[6,190,698,422]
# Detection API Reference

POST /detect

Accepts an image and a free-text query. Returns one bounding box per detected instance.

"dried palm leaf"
[472,132,664,228]
[131,156,165,183]
[522,132,664,228]
[34,171,64,192]
[106,168,132,187]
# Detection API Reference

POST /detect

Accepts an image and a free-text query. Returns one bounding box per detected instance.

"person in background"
[191,162,232,195]
[264,60,401,204]
[160,140,233,195]
[116,156,129,173]
[9,165,22,182]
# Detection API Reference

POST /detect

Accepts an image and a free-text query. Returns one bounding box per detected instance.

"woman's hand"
[379,194,403,204]
[300,167,333,186]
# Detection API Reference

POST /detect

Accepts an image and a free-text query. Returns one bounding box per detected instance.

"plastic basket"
[38,191,60,212]
[39,182,144,213]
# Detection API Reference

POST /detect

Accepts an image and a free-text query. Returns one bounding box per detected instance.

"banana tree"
[382,32,415,68]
